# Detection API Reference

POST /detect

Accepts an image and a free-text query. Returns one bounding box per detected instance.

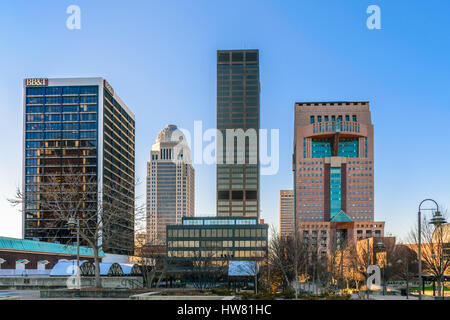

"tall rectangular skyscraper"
[293,101,384,254]
[216,50,260,218]
[22,77,135,255]
[279,190,294,238]
[146,125,195,245]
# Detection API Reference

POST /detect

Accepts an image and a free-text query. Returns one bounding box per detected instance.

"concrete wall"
[0,269,50,277]
[0,276,143,290]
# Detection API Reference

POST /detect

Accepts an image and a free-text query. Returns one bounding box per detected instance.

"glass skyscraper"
[22,78,135,255]
[216,50,260,218]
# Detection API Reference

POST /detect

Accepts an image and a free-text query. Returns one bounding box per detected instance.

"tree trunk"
[437,279,442,299]
[406,278,409,299]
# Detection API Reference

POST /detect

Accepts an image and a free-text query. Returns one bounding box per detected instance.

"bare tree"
[268,226,306,295]
[391,243,418,298]
[10,166,141,288]
[343,244,365,291]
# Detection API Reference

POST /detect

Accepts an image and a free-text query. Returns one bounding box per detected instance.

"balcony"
[312,121,360,134]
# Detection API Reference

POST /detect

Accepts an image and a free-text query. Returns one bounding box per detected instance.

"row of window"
[310,115,357,124]
[218,51,258,63]
[26,122,97,131]
[26,96,97,105]
[25,140,96,149]
[26,86,98,96]
[26,113,97,122]
[26,131,97,140]
[168,240,266,248]
[168,227,266,238]
[167,249,265,258]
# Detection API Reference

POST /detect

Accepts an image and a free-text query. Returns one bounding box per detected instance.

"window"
[63,87,79,95]
[310,116,315,124]
[246,52,257,61]
[330,167,341,218]
[26,87,44,95]
[232,52,244,62]
[246,190,257,200]
[311,138,332,158]
[218,52,230,62]
[218,191,229,200]
[80,86,98,94]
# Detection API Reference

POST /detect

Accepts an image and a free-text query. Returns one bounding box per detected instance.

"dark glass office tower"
[22,78,135,255]
[216,50,260,218]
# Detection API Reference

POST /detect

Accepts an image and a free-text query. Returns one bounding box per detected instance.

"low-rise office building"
[166,216,268,271]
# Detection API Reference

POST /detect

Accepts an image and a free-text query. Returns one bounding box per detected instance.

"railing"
[312,121,360,134]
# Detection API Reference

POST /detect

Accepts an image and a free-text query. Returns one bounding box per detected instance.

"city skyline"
[1,1,450,242]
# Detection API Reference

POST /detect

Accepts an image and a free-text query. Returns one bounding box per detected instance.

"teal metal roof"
[0,236,105,257]
[330,210,353,222]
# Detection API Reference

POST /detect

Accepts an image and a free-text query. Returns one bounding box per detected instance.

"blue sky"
[0,0,449,241]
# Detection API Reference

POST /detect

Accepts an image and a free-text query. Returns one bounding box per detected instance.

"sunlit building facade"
[166,216,268,271]
[279,190,294,238]
[22,77,135,255]
[146,125,195,245]
[216,50,260,218]
[293,101,384,255]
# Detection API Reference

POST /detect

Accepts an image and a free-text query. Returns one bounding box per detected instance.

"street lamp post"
[374,240,386,295]
[366,237,370,300]
[429,213,447,300]
[417,199,446,301]
[68,217,80,277]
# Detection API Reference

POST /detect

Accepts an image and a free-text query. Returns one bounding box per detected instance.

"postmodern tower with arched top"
[146,125,195,245]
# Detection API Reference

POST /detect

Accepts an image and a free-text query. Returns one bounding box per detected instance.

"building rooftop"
[330,210,353,222]
[0,236,105,257]
[295,101,369,105]
[180,216,260,226]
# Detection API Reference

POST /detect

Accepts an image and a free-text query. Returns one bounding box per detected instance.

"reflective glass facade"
[24,85,99,244]
[23,78,135,255]
[311,137,358,158]
[312,138,332,158]
[338,138,358,158]
[216,50,260,218]
[329,168,341,219]
[102,88,135,254]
